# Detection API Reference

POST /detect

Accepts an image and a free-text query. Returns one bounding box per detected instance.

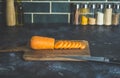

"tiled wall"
[0,0,120,24]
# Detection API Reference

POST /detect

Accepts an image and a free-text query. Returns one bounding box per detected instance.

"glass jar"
[112,4,120,26]
[88,4,96,25]
[96,4,104,25]
[74,4,80,25]
[80,3,89,26]
[104,4,112,26]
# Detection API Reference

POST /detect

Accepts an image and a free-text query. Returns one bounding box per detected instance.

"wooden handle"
[6,0,16,26]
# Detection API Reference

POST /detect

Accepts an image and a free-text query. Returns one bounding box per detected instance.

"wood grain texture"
[23,40,91,61]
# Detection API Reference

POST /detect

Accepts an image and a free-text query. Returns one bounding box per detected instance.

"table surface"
[0,24,120,78]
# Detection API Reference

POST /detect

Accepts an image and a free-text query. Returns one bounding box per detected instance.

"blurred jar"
[74,4,80,25]
[80,3,89,25]
[104,4,112,26]
[96,4,104,25]
[88,4,96,25]
[112,4,120,26]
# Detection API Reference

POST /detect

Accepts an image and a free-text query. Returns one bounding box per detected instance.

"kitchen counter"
[0,24,120,78]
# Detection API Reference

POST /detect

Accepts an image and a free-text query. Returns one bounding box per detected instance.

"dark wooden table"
[0,24,120,78]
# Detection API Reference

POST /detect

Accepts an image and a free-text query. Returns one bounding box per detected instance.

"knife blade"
[59,55,120,64]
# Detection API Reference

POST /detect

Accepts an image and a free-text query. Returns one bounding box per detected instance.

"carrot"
[30,36,55,50]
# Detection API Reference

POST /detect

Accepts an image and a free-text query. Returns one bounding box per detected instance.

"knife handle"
[109,58,120,64]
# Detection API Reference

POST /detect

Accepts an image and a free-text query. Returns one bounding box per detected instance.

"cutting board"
[23,40,91,61]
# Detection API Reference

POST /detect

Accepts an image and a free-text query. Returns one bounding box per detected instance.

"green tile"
[22,2,49,12]
[52,3,70,12]
[34,14,68,23]
[24,14,32,23]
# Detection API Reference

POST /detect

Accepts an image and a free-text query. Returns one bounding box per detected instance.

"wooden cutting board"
[23,40,91,61]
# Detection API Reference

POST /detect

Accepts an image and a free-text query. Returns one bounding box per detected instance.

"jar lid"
[96,4,103,9]
[92,4,96,9]
[76,4,79,9]
[83,4,88,8]
[99,4,103,9]
[116,4,120,9]
[107,4,112,8]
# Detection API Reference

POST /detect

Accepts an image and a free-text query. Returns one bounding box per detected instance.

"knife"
[59,55,120,64]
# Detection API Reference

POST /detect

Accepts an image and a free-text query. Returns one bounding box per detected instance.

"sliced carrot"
[54,40,64,49]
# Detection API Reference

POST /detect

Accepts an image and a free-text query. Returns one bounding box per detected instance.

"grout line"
[107,1,120,3]
[69,1,118,3]
[21,1,50,3]
[24,12,95,15]
[28,1,113,3]
[24,13,31,14]
[24,12,70,14]
[22,1,118,3]
[22,0,109,3]
[51,12,70,14]
[68,13,71,23]
[32,13,34,23]
[1,1,120,3]
[1,0,118,3]
[67,1,120,3]
[50,1,52,14]
[23,1,69,3]
[53,1,69,3]
[23,1,112,3]
[8,11,120,15]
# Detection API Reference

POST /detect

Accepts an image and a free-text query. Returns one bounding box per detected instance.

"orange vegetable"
[30,36,55,50]
[54,40,86,49]
[79,42,86,49]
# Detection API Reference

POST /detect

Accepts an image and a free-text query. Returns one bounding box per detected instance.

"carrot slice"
[54,40,64,49]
